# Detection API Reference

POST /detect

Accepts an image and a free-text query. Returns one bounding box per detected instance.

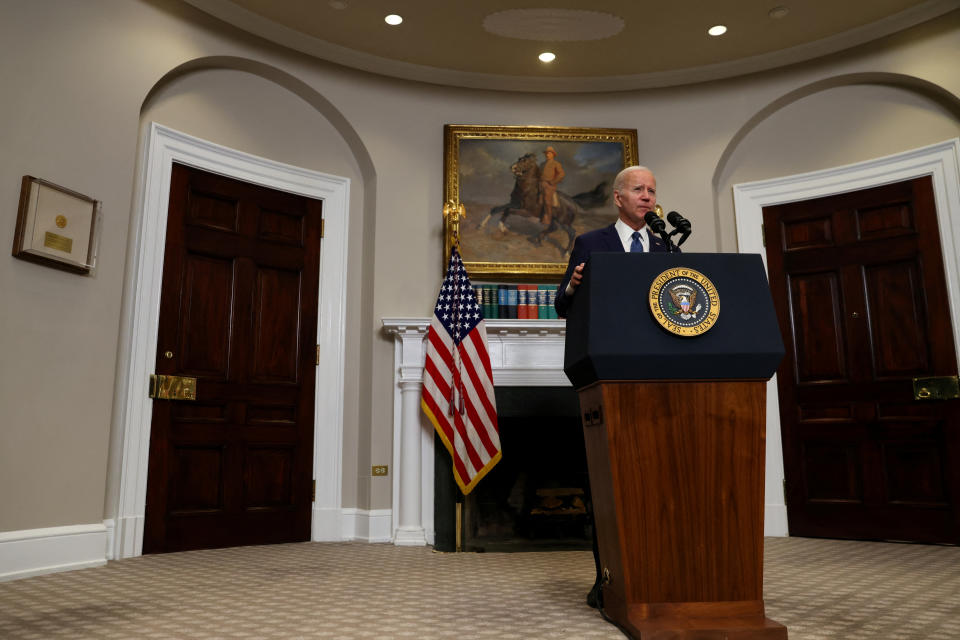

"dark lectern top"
[563,252,784,389]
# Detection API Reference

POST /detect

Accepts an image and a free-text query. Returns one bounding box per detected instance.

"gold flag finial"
[443,200,466,249]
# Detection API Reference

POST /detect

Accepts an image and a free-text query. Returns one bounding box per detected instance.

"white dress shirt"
[615,217,649,253]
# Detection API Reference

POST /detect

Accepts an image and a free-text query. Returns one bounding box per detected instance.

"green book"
[537,285,551,319]
[482,285,491,319]
[545,286,558,319]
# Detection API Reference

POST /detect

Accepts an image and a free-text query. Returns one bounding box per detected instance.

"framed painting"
[443,124,638,280]
[12,175,102,275]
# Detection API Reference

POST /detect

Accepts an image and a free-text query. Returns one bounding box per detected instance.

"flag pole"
[455,501,463,552]
[443,202,467,416]
[422,199,500,499]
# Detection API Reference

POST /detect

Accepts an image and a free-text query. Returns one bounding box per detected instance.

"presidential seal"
[648,268,720,336]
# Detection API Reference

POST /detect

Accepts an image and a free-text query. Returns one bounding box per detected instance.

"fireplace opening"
[435,386,591,552]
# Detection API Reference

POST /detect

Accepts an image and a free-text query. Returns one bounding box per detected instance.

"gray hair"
[613,165,654,193]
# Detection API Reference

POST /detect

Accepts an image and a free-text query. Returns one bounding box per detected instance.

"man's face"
[614,169,657,229]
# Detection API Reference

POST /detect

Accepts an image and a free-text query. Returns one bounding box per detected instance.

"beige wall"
[1,0,957,531]
[716,81,960,250]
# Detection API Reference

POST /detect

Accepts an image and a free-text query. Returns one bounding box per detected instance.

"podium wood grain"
[579,380,787,639]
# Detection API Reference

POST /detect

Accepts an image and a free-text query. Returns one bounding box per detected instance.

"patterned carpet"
[0,537,957,639]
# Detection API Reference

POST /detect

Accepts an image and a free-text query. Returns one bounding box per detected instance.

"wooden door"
[144,163,322,553]
[763,176,960,543]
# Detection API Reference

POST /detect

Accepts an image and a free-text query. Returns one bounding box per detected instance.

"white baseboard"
[341,508,393,543]
[0,510,397,582]
[0,523,108,582]
[764,504,789,537]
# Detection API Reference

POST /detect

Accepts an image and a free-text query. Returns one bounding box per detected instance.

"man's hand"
[564,262,585,295]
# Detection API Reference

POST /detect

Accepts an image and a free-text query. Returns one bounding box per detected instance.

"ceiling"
[184,0,958,92]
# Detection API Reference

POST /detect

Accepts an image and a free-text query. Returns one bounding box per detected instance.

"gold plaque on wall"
[12,176,102,275]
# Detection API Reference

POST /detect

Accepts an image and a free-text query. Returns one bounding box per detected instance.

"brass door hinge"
[761,223,766,248]
[316,345,321,366]
[320,218,325,238]
[312,480,316,502]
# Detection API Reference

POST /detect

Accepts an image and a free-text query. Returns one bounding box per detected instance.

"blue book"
[505,286,518,319]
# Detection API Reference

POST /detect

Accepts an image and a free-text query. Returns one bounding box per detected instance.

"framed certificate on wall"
[12,175,102,275]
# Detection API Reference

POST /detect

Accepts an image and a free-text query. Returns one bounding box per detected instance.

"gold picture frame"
[444,124,639,280]
[12,176,102,275]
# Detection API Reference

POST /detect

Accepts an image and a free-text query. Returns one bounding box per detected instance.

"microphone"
[666,211,691,233]
[643,210,677,252]
[643,210,666,234]
[666,210,692,247]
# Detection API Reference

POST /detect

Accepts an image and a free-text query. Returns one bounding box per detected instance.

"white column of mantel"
[395,378,427,545]
[382,317,569,547]
[382,320,430,546]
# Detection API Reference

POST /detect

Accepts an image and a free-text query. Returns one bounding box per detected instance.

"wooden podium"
[565,253,788,639]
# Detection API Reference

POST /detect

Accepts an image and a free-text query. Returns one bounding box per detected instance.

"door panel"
[863,261,929,376]
[244,445,296,508]
[170,445,225,512]
[789,271,848,382]
[180,254,234,376]
[764,176,960,543]
[252,267,302,382]
[144,163,322,553]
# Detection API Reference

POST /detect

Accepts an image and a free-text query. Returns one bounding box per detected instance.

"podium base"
[602,596,788,640]
[617,614,787,640]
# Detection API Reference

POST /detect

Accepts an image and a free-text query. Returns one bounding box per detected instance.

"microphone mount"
[644,210,678,252]
[666,211,692,247]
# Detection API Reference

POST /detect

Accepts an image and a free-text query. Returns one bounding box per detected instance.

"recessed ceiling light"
[384,14,403,26]
[539,52,556,63]
[329,1,348,9]
[769,6,790,19]
[708,25,727,36]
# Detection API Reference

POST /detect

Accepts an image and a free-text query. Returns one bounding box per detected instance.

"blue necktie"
[630,230,644,253]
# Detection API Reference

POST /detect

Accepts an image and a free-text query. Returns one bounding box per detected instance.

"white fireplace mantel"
[382,318,569,545]
[382,316,789,546]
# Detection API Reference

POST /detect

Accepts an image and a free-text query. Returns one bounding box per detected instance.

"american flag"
[421,248,501,494]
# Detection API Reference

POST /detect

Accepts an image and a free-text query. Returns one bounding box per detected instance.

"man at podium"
[558,189,787,636]
[554,164,673,609]
[555,166,672,317]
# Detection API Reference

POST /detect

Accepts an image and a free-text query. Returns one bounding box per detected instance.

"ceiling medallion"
[483,9,624,42]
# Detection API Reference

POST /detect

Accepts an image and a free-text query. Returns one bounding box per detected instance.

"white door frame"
[111,123,350,558]
[733,137,960,536]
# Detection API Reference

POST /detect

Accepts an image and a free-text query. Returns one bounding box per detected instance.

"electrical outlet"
[372,465,388,476]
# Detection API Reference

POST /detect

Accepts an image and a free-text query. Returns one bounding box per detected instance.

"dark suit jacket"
[555,224,673,318]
